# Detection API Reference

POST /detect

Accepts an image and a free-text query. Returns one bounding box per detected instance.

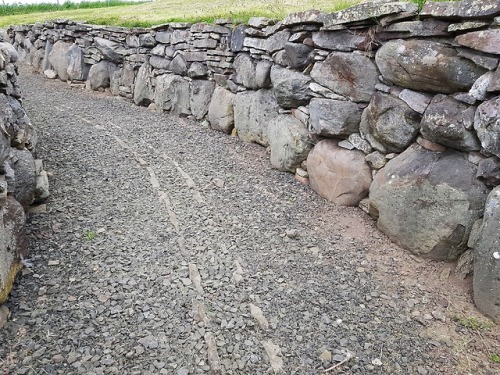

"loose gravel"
[1,69,498,375]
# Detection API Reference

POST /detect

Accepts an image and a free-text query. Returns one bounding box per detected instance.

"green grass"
[491,353,500,364]
[84,230,97,241]
[455,316,495,331]
[0,0,460,28]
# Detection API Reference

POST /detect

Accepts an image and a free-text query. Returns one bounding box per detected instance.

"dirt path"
[1,69,499,375]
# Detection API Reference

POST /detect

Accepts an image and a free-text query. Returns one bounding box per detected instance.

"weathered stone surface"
[233,53,258,89]
[421,0,500,19]
[234,89,279,145]
[282,9,323,26]
[488,66,500,92]
[420,94,480,152]
[469,71,494,101]
[149,55,171,70]
[308,98,362,137]
[312,30,370,51]
[190,80,215,120]
[255,60,272,88]
[270,65,312,108]
[379,19,450,39]
[154,74,190,116]
[170,54,188,76]
[267,115,312,172]
[207,86,235,134]
[370,145,489,260]
[376,39,487,94]
[360,92,420,153]
[310,51,378,102]
[476,157,500,187]
[448,21,490,32]
[155,31,172,44]
[230,24,246,52]
[398,89,432,114]
[88,60,117,90]
[284,42,313,70]
[188,62,208,78]
[0,195,28,304]
[10,149,36,207]
[47,40,72,81]
[365,151,386,170]
[307,139,372,206]
[473,186,500,324]
[34,170,49,202]
[94,37,126,63]
[133,61,154,106]
[321,1,418,28]
[457,48,499,71]
[474,96,500,157]
[66,44,86,81]
[265,30,290,53]
[455,30,500,55]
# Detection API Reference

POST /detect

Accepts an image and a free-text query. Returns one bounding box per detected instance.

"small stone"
[296,167,308,178]
[319,350,332,362]
[0,305,9,328]
[285,229,299,239]
[47,259,60,266]
[372,358,382,366]
[212,178,225,188]
[416,137,447,152]
[431,310,446,322]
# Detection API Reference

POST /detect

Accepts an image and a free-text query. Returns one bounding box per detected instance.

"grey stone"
[66,44,86,81]
[308,98,362,137]
[255,60,272,88]
[488,66,500,92]
[34,170,49,202]
[469,71,494,100]
[455,249,474,279]
[171,29,191,45]
[474,96,500,158]
[307,139,372,206]
[188,62,208,78]
[369,144,489,260]
[155,31,172,44]
[420,94,480,152]
[282,9,323,26]
[88,60,117,90]
[397,89,432,114]
[265,30,290,53]
[233,53,258,89]
[94,37,126,63]
[473,186,500,324]
[457,48,499,71]
[476,157,500,187]
[154,74,190,116]
[11,149,36,207]
[348,133,372,154]
[421,0,500,19]
[151,44,166,56]
[267,115,312,172]
[169,54,188,76]
[207,86,235,134]
[365,151,386,170]
[248,17,275,28]
[376,39,487,94]
[310,51,378,102]
[284,42,313,70]
[379,19,451,39]
[230,24,246,52]
[270,65,312,109]
[133,62,154,106]
[234,89,279,146]
[448,21,490,32]
[360,92,420,153]
[47,40,72,81]
[190,80,215,120]
[312,31,370,51]
[149,55,171,70]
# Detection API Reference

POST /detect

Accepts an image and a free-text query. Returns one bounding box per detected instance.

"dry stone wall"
[6,0,500,322]
[0,37,49,304]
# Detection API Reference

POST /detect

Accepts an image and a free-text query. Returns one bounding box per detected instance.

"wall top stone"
[420,0,500,19]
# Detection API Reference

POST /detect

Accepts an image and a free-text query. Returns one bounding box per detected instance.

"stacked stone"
[0,39,49,304]
[6,0,500,322]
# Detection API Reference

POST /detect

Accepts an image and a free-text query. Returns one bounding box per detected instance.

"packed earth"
[1,68,499,374]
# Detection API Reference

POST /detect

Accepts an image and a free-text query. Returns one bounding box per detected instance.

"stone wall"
[6,0,500,321]
[0,37,49,304]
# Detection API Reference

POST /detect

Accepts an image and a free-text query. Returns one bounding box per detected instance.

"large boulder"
[94,37,126,63]
[420,94,480,152]
[47,40,72,81]
[133,61,154,106]
[10,149,36,207]
[310,51,378,102]
[234,89,279,146]
[190,80,215,120]
[267,115,312,172]
[270,65,312,109]
[473,186,500,324]
[376,39,487,94]
[87,60,117,90]
[360,92,420,153]
[308,98,362,137]
[474,96,500,158]
[307,139,372,206]
[154,74,190,116]
[66,44,86,81]
[233,53,259,89]
[369,145,489,260]
[207,86,235,134]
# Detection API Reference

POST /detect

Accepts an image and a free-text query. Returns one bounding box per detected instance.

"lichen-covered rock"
[308,98,362,138]
[369,144,489,260]
[270,65,312,109]
[474,96,500,157]
[360,92,420,153]
[310,51,378,102]
[267,115,312,172]
[47,40,72,81]
[207,86,235,134]
[190,80,215,120]
[421,0,500,19]
[154,74,190,116]
[234,89,279,146]
[376,39,487,94]
[307,139,372,206]
[473,186,500,324]
[420,94,480,152]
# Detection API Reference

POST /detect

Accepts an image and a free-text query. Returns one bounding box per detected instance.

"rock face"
[154,74,190,116]
[133,62,154,106]
[47,40,72,81]
[190,80,215,120]
[10,149,36,207]
[369,145,489,260]
[207,86,235,134]
[474,96,500,157]
[308,98,362,137]
[360,92,421,153]
[376,39,487,93]
[307,139,372,206]
[88,60,117,90]
[234,89,279,145]
[66,44,86,81]
[267,115,312,172]
[473,186,500,324]
[270,65,312,109]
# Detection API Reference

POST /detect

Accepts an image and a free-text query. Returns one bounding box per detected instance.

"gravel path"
[1,70,496,375]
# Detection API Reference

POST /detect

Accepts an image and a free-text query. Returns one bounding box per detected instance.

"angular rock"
[233,53,258,89]
[307,139,372,206]
[308,98,362,137]
[473,186,500,324]
[420,94,480,152]
[265,30,290,53]
[34,170,50,202]
[360,92,420,153]
[234,89,279,146]
[10,149,36,207]
[474,96,500,157]
[88,60,117,90]
[370,144,489,260]
[155,31,172,44]
[207,86,235,134]
[456,48,499,71]
[282,10,323,26]
[149,55,171,70]
[398,89,432,114]
[255,60,272,88]
[376,39,487,94]
[190,80,215,120]
[170,54,188,76]
[312,30,370,51]
[421,0,500,19]
[133,61,154,106]
[154,74,190,116]
[94,37,126,63]
[47,40,72,81]
[310,51,378,102]
[476,157,500,187]
[270,65,312,109]
[488,66,500,92]
[470,71,495,100]
[66,44,86,81]
[230,24,246,52]
[379,19,451,39]
[365,151,386,170]
[284,42,313,70]
[188,62,208,78]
